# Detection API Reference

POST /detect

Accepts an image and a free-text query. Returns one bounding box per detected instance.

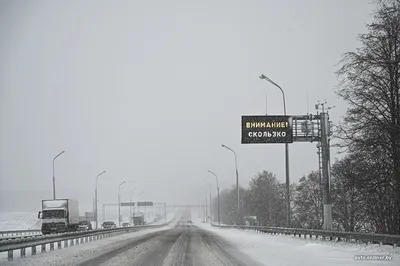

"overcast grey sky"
[0,0,375,213]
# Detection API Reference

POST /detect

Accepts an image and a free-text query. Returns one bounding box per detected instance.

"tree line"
[210,0,400,235]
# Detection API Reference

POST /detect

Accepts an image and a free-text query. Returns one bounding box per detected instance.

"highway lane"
[77,221,265,266]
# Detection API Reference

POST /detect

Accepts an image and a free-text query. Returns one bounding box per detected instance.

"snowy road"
[75,222,264,266]
[0,218,264,266]
[1,209,398,266]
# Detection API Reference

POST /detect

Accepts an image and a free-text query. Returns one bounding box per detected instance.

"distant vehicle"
[155,214,162,221]
[122,222,130,227]
[133,213,145,225]
[243,216,259,226]
[102,221,117,229]
[186,220,192,228]
[78,221,92,231]
[38,199,80,235]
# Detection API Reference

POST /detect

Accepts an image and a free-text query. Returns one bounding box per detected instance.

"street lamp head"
[208,170,217,177]
[259,74,266,79]
[97,170,106,178]
[221,144,225,148]
[54,150,66,161]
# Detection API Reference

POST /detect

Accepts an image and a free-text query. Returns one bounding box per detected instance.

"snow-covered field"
[193,215,399,266]
[0,210,175,232]
[0,212,40,231]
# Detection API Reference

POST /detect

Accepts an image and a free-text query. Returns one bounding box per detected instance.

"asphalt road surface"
[75,221,265,266]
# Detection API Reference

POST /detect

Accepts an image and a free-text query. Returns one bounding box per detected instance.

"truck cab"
[38,208,66,234]
[38,199,79,234]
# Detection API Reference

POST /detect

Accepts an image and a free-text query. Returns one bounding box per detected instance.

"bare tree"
[336,0,400,234]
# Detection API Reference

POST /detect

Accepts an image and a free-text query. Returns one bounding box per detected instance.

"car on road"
[122,222,130,227]
[78,220,92,231]
[102,221,117,229]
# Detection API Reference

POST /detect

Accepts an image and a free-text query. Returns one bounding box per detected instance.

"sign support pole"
[321,112,332,230]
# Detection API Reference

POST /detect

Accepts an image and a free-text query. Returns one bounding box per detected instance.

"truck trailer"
[133,213,145,225]
[38,199,80,234]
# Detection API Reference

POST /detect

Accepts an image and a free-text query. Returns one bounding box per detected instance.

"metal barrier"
[0,230,41,239]
[211,224,400,247]
[0,223,168,261]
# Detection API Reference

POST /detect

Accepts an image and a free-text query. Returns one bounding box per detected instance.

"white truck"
[38,199,80,234]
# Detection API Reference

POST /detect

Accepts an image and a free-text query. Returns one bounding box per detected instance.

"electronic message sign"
[241,116,293,144]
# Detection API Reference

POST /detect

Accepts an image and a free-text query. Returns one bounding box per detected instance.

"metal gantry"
[289,104,333,230]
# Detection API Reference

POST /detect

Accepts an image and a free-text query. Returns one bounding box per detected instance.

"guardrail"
[0,230,42,239]
[211,224,400,248]
[0,223,168,261]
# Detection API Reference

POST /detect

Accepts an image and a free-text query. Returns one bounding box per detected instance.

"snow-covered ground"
[0,212,40,231]
[4,209,397,266]
[0,210,181,264]
[192,214,399,266]
[0,209,176,232]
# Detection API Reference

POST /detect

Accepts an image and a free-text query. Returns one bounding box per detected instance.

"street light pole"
[221,144,240,225]
[259,74,291,227]
[208,170,220,225]
[205,195,208,223]
[130,188,136,224]
[95,170,106,229]
[138,191,144,214]
[118,181,126,227]
[52,150,65,200]
[204,180,212,224]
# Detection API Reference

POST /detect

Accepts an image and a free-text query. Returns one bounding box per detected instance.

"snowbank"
[195,222,399,266]
[0,212,39,231]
